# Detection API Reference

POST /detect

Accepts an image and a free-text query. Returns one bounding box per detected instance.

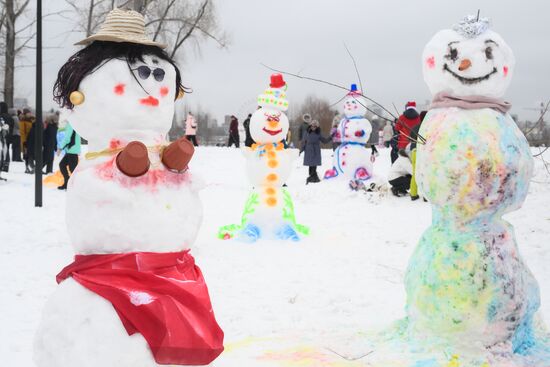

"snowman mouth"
[140,96,160,107]
[443,64,498,85]
[263,128,282,136]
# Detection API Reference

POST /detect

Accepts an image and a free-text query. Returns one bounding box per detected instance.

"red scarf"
[57,250,224,365]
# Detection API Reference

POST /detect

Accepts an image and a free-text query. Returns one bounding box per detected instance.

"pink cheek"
[160,87,169,97]
[503,66,509,77]
[114,83,125,95]
[426,56,435,69]
[109,139,123,149]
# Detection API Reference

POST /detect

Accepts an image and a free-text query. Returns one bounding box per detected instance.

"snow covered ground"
[2,146,549,366]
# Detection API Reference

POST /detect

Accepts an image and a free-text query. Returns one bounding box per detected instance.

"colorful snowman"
[404,15,548,364]
[34,9,223,367]
[218,74,308,242]
[324,84,374,182]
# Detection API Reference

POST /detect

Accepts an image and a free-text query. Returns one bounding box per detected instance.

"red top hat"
[270,74,286,88]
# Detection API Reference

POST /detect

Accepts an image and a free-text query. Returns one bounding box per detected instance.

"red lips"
[140,96,159,107]
[263,127,283,136]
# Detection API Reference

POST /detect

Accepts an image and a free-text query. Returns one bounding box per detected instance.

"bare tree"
[64,0,227,60]
[0,0,34,106]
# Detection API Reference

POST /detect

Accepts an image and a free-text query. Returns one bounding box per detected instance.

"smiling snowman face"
[250,107,289,144]
[343,95,367,118]
[69,54,177,146]
[423,28,514,98]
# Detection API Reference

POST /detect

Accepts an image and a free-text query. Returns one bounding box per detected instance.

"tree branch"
[169,0,208,58]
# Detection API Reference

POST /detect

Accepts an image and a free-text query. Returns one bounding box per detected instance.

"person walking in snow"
[382,121,393,148]
[396,101,421,150]
[388,149,413,197]
[227,115,240,148]
[243,113,254,147]
[57,122,81,190]
[301,120,332,184]
[184,112,198,147]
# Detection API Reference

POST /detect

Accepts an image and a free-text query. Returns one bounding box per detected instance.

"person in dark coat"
[243,113,254,147]
[301,120,332,184]
[227,115,240,148]
[42,112,59,174]
[0,102,14,171]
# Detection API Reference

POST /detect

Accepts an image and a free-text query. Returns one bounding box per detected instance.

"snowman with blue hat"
[324,84,375,186]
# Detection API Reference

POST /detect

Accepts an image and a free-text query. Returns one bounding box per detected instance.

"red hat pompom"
[270,74,286,89]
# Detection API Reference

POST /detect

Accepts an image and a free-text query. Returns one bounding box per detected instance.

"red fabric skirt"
[57,250,224,365]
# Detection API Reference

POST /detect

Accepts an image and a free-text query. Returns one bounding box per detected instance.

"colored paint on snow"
[160,86,169,97]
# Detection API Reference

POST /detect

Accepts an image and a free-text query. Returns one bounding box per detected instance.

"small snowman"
[34,9,223,367]
[405,15,547,362]
[324,84,374,182]
[218,74,308,242]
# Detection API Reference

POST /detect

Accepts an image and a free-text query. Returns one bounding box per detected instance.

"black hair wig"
[54,41,189,109]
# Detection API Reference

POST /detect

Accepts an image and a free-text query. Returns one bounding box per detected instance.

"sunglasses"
[132,65,165,82]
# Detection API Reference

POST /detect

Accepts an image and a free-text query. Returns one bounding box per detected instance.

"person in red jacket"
[396,101,421,150]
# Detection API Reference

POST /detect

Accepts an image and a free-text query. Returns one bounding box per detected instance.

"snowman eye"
[485,47,493,60]
[446,47,458,62]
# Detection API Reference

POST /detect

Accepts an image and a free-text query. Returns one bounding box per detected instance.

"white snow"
[1,146,549,366]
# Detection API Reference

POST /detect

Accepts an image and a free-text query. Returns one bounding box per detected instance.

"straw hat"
[75,8,167,49]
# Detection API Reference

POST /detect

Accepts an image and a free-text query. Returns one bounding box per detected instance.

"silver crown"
[453,15,491,38]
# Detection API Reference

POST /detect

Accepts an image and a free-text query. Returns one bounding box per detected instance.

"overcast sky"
[14,0,550,123]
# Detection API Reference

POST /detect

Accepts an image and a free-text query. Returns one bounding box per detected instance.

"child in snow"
[301,120,331,184]
[388,149,413,197]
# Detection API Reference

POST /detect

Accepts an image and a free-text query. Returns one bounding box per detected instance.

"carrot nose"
[458,59,472,71]
[268,121,279,129]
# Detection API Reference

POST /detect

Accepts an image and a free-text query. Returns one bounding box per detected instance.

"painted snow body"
[399,15,549,366]
[324,84,373,181]
[34,9,223,367]
[219,74,308,242]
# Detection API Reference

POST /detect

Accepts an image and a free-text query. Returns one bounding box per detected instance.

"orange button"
[266,197,277,207]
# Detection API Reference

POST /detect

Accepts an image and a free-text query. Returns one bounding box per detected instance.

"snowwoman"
[324,84,375,183]
[404,15,548,364]
[218,74,308,242]
[34,9,224,367]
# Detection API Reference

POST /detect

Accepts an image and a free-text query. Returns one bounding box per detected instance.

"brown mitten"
[161,137,195,172]
[116,141,150,177]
